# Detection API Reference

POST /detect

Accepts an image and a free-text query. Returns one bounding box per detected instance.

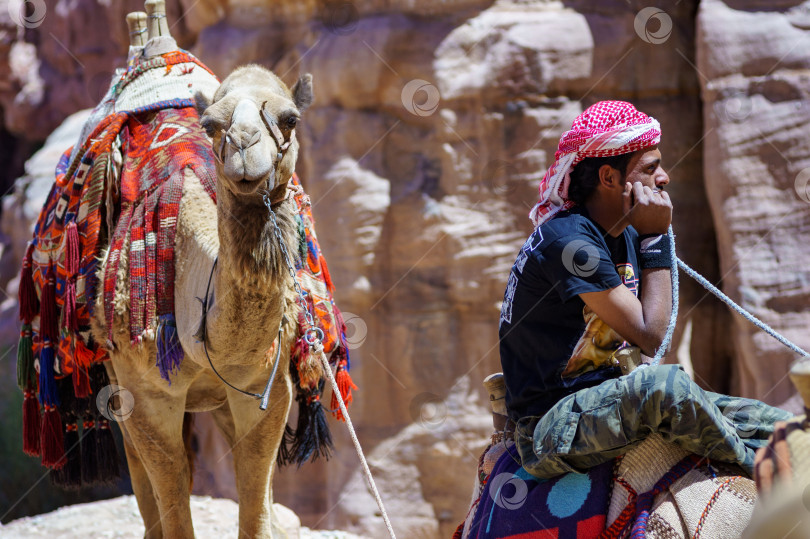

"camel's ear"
[195,90,227,137]
[291,73,313,112]
[194,90,211,119]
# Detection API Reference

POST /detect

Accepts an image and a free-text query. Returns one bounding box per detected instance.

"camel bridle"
[214,101,295,196]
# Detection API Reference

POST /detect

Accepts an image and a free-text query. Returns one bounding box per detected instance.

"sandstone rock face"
[1,0,807,537]
[697,0,810,407]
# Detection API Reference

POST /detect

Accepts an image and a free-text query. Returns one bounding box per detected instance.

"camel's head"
[195,65,313,200]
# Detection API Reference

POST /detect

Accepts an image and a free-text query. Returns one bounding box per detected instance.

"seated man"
[499,100,791,479]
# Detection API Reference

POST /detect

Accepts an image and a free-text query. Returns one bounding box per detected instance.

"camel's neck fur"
[204,188,297,360]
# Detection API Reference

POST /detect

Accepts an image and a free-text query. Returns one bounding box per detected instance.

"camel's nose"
[224,126,261,166]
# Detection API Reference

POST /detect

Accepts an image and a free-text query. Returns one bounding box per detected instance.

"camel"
[86,4,315,537]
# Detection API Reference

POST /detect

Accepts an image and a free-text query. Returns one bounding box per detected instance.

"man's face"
[624,147,669,192]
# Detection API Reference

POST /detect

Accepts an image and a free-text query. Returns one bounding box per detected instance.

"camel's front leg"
[106,364,163,538]
[226,372,293,539]
[111,359,194,538]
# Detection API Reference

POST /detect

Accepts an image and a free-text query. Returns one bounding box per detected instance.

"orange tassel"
[330,363,357,422]
[319,253,334,293]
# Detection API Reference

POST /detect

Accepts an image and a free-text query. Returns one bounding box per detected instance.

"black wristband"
[639,233,672,269]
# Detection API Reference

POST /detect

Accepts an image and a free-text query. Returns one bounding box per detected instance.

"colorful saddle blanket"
[465,445,613,538]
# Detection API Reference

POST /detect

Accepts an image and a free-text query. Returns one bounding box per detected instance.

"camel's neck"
[204,185,297,360]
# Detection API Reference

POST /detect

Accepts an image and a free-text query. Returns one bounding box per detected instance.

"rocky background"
[0,0,809,538]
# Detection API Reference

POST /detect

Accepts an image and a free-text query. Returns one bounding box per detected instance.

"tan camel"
[90,5,316,536]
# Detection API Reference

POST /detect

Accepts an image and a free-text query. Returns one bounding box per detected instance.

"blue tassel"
[156,314,184,383]
[38,345,60,407]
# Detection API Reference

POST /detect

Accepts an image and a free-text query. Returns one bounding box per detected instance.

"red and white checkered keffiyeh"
[529,100,661,228]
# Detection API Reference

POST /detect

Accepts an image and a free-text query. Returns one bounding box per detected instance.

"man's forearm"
[638,267,673,356]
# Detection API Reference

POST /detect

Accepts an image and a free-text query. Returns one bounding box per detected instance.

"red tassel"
[22,389,41,456]
[63,280,78,331]
[40,269,57,342]
[64,222,80,275]
[330,362,357,422]
[41,404,65,469]
[72,339,93,398]
[319,253,334,293]
[19,245,39,323]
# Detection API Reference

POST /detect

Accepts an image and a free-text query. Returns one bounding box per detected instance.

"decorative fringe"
[51,422,82,489]
[78,363,119,484]
[40,268,58,341]
[80,418,99,484]
[94,419,120,483]
[288,388,333,466]
[41,405,65,469]
[22,388,41,456]
[276,425,295,467]
[16,324,35,390]
[330,359,357,422]
[72,338,94,399]
[18,244,39,323]
[156,314,184,383]
[38,345,59,407]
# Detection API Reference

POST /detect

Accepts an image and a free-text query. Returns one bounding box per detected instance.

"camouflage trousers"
[516,364,792,479]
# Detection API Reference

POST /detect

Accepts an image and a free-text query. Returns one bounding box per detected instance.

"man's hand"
[622,181,672,235]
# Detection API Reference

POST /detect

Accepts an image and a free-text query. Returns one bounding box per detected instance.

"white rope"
[650,227,809,364]
[318,353,397,539]
[651,226,679,366]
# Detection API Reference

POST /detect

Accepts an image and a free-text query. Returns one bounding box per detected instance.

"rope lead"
[650,227,809,366]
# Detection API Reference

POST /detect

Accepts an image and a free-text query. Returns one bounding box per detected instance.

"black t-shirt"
[499,206,641,423]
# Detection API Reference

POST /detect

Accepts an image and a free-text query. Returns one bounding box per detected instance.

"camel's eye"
[285,116,298,129]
